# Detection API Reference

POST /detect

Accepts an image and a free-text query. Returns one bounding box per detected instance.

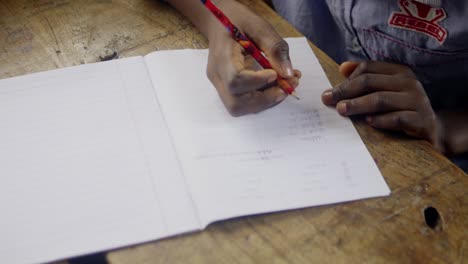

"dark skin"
[169,0,468,155]
[168,0,301,117]
[322,61,468,155]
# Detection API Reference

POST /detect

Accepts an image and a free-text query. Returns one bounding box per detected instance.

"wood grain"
[1,0,466,263]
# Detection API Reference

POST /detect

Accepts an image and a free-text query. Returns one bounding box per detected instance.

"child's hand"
[205,1,301,117]
[321,61,443,151]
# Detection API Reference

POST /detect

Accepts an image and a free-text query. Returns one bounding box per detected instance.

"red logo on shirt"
[389,0,448,43]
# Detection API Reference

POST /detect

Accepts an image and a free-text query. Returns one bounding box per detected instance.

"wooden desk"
[1,0,467,263]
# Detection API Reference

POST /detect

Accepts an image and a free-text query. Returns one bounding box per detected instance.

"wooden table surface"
[1,0,467,263]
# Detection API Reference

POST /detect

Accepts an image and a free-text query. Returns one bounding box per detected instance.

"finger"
[281,69,302,89]
[292,69,302,79]
[230,69,278,94]
[339,61,360,78]
[228,87,287,117]
[366,111,425,138]
[220,42,300,95]
[348,61,414,80]
[216,39,245,90]
[322,89,334,106]
[289,69,302,88]
[336,92,414,116]
[244,21,294,78]
[260,70,302,93]
[230,42,248,74]
[217,43,274,94]
[332,74,406,103]
[267,39,294,78]
[210,67,287,117]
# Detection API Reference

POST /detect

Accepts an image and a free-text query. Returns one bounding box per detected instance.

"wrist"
[205,0,239,42]
[168,0,233,41]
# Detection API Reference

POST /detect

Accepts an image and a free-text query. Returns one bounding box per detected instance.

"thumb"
[266,39,294,78]
[339,61,360,78]
[245,23,294,78]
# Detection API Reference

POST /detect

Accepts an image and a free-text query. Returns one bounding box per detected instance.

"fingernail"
[281,61,294,77]
[337,102,348,115]
[322,90,333,104]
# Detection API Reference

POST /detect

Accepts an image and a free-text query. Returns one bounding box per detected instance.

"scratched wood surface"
[1,0,467,263]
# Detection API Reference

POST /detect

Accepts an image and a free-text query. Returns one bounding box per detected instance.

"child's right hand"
[205,0,301,116]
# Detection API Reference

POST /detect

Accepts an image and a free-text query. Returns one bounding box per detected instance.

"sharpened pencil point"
[291,92,300,100]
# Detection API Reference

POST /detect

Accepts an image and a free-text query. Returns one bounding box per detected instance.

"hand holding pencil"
[202,0,299,99]
[200,0,302,116]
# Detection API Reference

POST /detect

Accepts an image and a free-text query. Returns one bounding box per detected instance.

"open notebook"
[0,38,390,263]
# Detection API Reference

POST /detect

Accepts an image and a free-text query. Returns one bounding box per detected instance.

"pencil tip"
[291,92,300,100]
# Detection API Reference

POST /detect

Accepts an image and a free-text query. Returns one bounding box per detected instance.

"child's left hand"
[321,61,444,151]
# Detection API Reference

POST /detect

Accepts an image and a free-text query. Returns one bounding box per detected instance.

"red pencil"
[201,0,299,99]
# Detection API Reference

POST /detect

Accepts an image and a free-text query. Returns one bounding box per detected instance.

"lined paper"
[145,38,390,227]
[0,57,198,264]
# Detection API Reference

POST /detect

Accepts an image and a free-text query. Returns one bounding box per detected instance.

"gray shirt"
[272,0,468,109]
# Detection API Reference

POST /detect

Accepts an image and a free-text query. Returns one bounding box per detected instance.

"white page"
[0,57,198,264]
[145,38,391,227]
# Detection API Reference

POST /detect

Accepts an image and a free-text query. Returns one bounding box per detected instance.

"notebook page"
[145,38,390,227]
[0,57,196,264]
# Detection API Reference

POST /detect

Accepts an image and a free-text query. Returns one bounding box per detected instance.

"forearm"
[439,109,468,155]
[167,0,229,41]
